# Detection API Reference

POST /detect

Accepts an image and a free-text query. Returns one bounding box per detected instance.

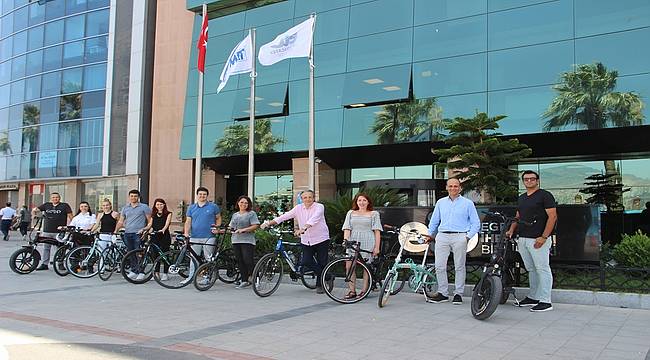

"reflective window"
[7,128,20,152]
[12,30,27,56]
[622,159,650,186]
[43,45,63,71]
[21,125,38,152]
[41,71,61,97]
[83,63,106,90]
[62,40,84,67]
[488,85,557,135]
[310,7,348,45]
[347,28,412,72]
[342,64,410,106]
[289,40,347,80]
[575,0,650,37]
[59,93,81,121]
[203,31,246,69]
[488,0,551,12]
[40,97,59,123]
[240,21,292,88]
[231,83,287,119]
[351,167,395,183]
[85,9,108,36]
[413,53,487,98]
[294,0,348,17]
[0,37,11,61]
[9,79,23,103]
[80,118,102,146]
[435,93,487,119]
[84,36,108,62]
[25,50,42,75]
[20,152,37,179]
[414,0,486,25]
[290,73,345,113]
[80,90,104,118]
[0,60,8,84]
[616,74,650,123]
[12,5,27,32]
[315,109,343,149]
[488,0,573,51]
[24,75,41,101]
[11,54,25,79]
[576,28,650,78]
[87,0,108,10]
[39,123,57,150]
[179,126,196,159]
[244,0,294,28]
[414,15,486,62]
[64,14,85,41]
[207,12,244,38]
[37,150,57,178]
[66,0,86,15]
[342,105,385,147]
[5,155,20,179]
[27,25,44,51]
[78,146,101,176]
[202,91,237,124]
[56,149,78,177]
[8,104,21,128]
[203,121,238,157]
[0,157,5,180]
[58,120,79,148]
[183,96,197,126]
[45,0,65,21]
[44,19,64,46]
[0,10,12,37]
[61,67,82,93]
[0,83,8,108]
[349,0,412,38]
[283,113,308,151]
[488,41,573,90]
[29,2,46,26]
[0,107,7,130]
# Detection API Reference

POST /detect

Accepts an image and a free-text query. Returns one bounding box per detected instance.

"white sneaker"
[236,281,251,289]
[127,271,137,279]
[180,277,192,286]
[160,273,169,281]
[135,273,146,281]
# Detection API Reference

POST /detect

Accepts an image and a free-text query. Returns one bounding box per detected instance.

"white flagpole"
[247,28,256,199]
[308,14,316,191]
[194,3,207,190]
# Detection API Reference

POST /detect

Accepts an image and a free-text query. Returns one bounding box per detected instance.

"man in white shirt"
[1,202,17,241]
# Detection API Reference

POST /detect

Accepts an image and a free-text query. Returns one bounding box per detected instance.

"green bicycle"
[378,223,437,308]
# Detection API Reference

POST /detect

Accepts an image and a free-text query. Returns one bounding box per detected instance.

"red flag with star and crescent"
[197,13,208,73]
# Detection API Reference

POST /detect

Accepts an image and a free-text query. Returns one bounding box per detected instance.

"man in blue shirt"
[426,178,480,304]
[183,186,222,285]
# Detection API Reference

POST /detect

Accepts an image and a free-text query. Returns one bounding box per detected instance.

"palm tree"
[371,98,445,144]
[544,62,645,211]
[214,118,284,156]
[0,131,11,155]
[22,104,40,152]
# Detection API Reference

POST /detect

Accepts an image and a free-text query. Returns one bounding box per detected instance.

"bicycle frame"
[385,229,436,295]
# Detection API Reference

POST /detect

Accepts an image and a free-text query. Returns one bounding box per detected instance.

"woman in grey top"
[342,193,382,299]
[229,195,260,289]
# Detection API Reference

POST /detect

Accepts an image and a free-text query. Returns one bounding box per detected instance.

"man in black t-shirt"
[32,192,73,271]
[506,170,557,312]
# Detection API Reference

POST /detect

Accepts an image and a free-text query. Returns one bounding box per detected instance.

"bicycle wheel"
[422,268,437,299]
[121,249,155,284]
[53,246,70,277]
[471,273,502,320]
[9,247,41,275]
[193,262,219,291]
[322,258,372,304]
[152,250,197,289]
[98,246,117,281]
[300,269,318,289]
[378,271,396,308]
[252,253,284,297]
[66,246,102,278]
[216,248,239,284]
[379,257,405,295]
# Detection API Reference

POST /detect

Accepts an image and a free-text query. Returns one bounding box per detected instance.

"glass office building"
[180,0,649,209]
[0,0,155,210]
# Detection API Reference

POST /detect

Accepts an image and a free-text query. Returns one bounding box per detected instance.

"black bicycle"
[9,220,75,275]
[120,229,180,284]
[471,211,531,320]
[191,227,239,291]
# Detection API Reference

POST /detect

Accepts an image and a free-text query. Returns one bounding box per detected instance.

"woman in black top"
[145,198,172,280]
[92,199,120,250]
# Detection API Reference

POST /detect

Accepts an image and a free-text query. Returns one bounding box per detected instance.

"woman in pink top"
[262,190,330,293]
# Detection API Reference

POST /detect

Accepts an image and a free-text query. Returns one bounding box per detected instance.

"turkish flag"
[197,13,208,73]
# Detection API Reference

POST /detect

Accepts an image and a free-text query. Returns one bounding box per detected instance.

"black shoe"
[36,264,49,271]
[530,302,553,312]
[452,294,463,305]
[426,293,449,303]
[515,297,539,307]
[315,286,324,294]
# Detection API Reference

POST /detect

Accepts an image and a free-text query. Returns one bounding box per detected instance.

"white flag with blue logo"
[258,17,315,66]
[217,33,253,93]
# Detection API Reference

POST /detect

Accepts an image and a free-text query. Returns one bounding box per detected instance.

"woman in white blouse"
[70,202,96,247]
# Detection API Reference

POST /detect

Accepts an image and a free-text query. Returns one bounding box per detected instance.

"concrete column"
[292,157,337,204]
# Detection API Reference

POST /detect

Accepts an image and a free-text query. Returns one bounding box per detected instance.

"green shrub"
[612,231,650,268]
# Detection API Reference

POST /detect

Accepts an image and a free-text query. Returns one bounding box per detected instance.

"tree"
[579,173,630,213]
[371,98,445,144]
[214,118,284,156]
[0,131,11,155]
[434,112,532,204]
[544,62,645,211]
[22,104,40,152]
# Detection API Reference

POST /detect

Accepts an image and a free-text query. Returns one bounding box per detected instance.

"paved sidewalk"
[1,237,649,360]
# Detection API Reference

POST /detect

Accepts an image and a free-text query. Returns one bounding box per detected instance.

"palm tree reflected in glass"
[371,98,445,144]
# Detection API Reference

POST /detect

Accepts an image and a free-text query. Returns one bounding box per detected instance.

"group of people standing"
[4,171,558,312]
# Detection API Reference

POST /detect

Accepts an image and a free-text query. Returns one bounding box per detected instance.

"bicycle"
[65,231,113,279]
[52,227,85,277]
[321,239,405,304]
[251,228,319,297]
[98,232,128,281]
[191,226,240,291]
[120,229,180,284]
[9,220,73,275]
[378,223,437,308]
[471,211,531,320]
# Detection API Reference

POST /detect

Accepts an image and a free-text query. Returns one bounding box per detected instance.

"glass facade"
[0,0,109,181]
[181,0,650,158]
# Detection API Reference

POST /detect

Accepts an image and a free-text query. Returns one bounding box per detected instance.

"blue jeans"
[1,219,11,240]
[517,237,553,303]
[300,239,330,287]
[123,233,142,273]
